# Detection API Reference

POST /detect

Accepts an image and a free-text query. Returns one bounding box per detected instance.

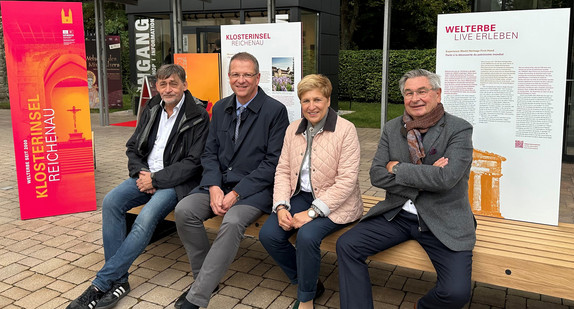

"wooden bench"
[128,195,574,301]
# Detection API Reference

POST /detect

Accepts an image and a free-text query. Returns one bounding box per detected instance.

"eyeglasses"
[229,73,258,80]
[403,88,433,99]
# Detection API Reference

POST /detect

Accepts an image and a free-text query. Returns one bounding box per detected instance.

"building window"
[301,10,318,76]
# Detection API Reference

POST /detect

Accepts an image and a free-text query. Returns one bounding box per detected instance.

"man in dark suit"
[174,52,290,309]
[337,69,475,309]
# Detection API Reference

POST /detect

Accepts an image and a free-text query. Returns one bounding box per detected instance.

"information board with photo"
[220,23,302,122]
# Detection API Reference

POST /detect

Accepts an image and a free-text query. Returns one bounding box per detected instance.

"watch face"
[308,209,317,218]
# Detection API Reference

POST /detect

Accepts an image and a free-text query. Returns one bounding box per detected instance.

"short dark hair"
[399,69,441,95]
[229,52,260,74]
[156,64,186,83]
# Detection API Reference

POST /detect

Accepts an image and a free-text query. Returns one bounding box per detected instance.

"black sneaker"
[174,285,219,309]
[95,281,130,309]
[67,285,105,309]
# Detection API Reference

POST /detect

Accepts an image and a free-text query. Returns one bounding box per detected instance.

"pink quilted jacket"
[273,109,363,224]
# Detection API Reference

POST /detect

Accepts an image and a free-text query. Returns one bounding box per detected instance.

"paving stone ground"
[0,109,573,308]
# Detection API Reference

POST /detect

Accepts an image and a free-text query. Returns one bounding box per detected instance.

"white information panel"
[220,23,302,122]
[436,9,570,225]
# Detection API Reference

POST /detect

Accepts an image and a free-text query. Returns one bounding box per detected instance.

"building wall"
[318,8,340,108]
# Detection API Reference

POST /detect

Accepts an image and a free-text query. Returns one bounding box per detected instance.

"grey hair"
[156,64,186,83]
[398,69,441,95]
[229,52,260,74]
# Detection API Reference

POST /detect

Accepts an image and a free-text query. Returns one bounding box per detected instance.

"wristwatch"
[307,208,319,219]
[392,163,401,174]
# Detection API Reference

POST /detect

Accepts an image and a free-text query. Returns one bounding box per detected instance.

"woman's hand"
[277,209,294,231]
[292,210,313,229]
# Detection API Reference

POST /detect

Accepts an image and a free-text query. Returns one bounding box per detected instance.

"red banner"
[2,1,97,219]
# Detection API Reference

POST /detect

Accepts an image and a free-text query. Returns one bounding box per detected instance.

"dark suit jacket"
[191,87,290,213]
[364,112,476,251]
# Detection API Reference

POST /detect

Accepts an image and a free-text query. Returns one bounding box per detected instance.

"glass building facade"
[126,0,339,108]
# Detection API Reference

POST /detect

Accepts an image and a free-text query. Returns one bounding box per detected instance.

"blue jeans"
[259,192,345,302]
[336,210,473,309]
[92,177,178,292]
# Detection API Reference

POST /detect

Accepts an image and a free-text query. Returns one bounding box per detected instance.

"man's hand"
[221,191,239,212]
[292,210,313,229]
[209,186,226,216]
[137,171,154,192]
[433,157,449,168]
[386,161,400,174]
[277,208,294,231]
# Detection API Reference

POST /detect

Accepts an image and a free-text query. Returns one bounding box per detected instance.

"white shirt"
[300,153,312,192]
[402,199,418,215]
[147,95,185,173]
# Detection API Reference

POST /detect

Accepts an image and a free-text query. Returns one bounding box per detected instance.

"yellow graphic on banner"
[468,149,506,218]
[61,9,72,24]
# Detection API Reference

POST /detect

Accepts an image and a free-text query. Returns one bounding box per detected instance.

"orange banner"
[174,53,221,117]
[2,1,96,219]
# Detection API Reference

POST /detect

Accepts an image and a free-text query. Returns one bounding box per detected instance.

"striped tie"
[235,106,245,143]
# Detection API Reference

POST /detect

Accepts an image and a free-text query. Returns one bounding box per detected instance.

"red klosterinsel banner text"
[2,1,97,219]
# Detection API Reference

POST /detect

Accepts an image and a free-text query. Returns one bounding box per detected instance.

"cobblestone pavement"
[0,109,573,308]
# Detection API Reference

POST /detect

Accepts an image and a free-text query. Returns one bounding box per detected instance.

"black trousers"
[336,210,473,309]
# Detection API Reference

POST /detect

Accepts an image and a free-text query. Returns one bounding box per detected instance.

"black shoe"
[95,281,130,309]
[174,289,190,309]
[174,285,219,309]
[180,298,200,309]
[67,285,105,309]
[314,280,325,300]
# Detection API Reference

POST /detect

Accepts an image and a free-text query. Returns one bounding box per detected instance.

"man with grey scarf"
[337,69,476,309]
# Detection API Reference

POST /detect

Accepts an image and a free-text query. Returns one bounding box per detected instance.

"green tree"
[392,0,470,49]
[340,0,471,50]
[340,0,361,49]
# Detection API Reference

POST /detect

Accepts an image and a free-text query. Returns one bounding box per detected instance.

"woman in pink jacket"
[259,74,364,309]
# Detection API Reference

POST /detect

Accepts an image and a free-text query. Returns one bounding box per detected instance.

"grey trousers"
[174,192,263,308]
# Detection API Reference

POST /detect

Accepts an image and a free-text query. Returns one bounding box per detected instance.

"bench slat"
[477,215,574,232]
[477,230,574,255]
[474,241,574,267]
[477,219,574,241]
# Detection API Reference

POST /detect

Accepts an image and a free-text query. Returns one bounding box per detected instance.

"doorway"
[182,26,220,53]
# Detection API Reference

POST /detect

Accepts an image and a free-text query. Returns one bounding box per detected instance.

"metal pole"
[95,0,109,126]
[172,0,183,53]
[267,0,276,23]
[380,0,391,134]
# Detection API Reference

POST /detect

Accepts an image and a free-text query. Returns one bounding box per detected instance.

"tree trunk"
[340,0,359,50]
